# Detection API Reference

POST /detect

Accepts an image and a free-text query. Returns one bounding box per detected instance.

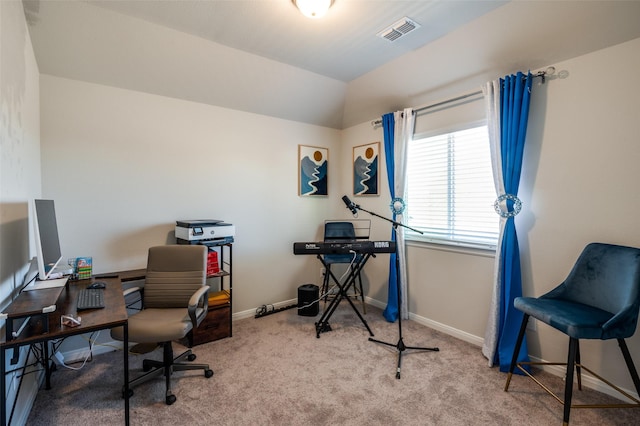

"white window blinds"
[405,125,498,249]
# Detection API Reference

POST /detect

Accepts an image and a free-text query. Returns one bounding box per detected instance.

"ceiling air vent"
[377,17,421,42]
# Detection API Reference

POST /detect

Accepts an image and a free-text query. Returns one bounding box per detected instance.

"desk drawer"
[190,305,230,346]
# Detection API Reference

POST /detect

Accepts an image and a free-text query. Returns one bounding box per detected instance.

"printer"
[175,220,235,242]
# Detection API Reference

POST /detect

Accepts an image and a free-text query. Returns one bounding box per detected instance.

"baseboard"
[235,298,297,320]
[60,341,124,364]
[408,310,485,347]
[363,296,485,347]
[365,296,386,311]
[5,347,48,426]
[9,371,41,426]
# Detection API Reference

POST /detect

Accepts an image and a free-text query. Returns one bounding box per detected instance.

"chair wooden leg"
[618,338,640,395]
[505,313,529,391]
[563,337,579,425]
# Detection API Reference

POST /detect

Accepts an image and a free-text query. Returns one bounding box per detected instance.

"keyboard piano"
[293,240,396,255]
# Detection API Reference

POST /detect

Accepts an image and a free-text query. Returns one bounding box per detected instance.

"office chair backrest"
[324,222,356,241]
[144,245,207,309]
[546,243,640,335]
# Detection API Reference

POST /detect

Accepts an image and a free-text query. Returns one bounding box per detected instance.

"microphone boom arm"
[354,204,424,235]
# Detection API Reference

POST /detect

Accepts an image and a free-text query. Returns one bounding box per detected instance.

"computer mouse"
[87,281,106,289]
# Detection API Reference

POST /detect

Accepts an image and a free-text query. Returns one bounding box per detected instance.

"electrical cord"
[257,252,361,314]
[54,331,99,370]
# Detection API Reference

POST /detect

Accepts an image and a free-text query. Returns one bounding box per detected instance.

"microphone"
[342,195,358,215]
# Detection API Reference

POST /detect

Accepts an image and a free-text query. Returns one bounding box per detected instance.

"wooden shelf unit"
[177,239,233,346]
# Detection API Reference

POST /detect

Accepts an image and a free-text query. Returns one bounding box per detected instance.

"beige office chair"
[111,245,214,405]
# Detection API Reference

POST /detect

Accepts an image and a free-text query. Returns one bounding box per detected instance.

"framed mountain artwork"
[299,145,328,196]
[353,142,379,196]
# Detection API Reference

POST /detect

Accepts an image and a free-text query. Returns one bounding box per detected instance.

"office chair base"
[125,343,214,404]
[505,361,640,410]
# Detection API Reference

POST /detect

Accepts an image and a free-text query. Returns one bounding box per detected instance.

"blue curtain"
[496,72,533,372]
[381,112,398,322]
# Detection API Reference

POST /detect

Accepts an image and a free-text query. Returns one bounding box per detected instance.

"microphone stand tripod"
[353,203,439,379]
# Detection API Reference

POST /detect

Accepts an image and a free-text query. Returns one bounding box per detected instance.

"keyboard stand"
[314,253,374,338]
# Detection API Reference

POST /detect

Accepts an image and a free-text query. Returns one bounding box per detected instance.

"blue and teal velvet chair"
[504,242,640,425]
[320,221,366,313]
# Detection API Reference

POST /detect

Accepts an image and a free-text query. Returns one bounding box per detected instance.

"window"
[405,124,498,249]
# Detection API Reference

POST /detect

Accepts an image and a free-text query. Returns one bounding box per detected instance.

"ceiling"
[22,1,640,129]
[63,0,507,83]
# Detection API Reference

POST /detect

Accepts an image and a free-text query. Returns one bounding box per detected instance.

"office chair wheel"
[187,353,197,362]
[142,359,152,372]
[205,369,214,378]
[166,393,176,405]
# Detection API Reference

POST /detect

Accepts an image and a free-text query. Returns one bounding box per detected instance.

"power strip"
[255,303,297,318]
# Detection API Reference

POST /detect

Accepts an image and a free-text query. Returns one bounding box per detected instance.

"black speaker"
[297,284,319,316]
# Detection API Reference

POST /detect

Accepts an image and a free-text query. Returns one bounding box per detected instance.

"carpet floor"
[26,304,639,425]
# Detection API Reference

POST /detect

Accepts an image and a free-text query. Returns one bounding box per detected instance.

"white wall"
[521,38,640,392]
[40,75,345,315]
[342,36,640,395]
[41,36,640,396]
[337,122,402,307]
[0,1,43,424]
[0,1,41,294]
[340,116,495,343]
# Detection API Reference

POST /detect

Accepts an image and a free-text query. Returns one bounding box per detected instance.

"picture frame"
[298,145,328,196]
[353,142,380,196]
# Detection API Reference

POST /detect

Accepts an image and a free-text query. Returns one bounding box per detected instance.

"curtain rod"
[370,68,553,128]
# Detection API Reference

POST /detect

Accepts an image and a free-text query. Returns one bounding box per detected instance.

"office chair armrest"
[123,286,143,298]
[123,286,144,310]
[188,285,210,327]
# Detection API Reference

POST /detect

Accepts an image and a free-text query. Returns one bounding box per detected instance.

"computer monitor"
[33,199,64,281]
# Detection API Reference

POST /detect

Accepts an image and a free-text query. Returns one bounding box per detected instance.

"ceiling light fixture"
[292,0,334,19]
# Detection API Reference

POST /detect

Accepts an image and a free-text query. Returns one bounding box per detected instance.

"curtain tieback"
[390,197,406,214]
[494,193,522,218]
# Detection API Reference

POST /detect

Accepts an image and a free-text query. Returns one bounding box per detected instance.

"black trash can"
[298,284,319,316]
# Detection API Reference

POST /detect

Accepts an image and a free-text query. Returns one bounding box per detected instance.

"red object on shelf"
[207,250,220,275]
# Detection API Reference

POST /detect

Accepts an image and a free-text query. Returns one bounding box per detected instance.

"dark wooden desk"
[98,269,146,282]
[1,277,129,425]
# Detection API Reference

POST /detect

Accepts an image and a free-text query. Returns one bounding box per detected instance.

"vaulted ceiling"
[23,1,640,129]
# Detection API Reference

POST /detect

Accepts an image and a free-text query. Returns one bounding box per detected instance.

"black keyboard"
[77,288,105,310]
